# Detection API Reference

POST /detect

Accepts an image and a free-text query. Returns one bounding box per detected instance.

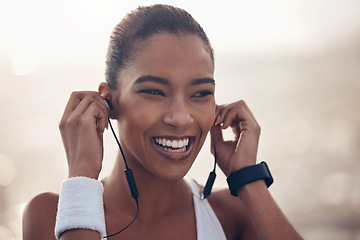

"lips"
[152,136,194,160]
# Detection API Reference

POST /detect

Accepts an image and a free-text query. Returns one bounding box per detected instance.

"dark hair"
[105,4,214,89]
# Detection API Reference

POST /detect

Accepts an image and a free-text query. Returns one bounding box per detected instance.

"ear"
[98,82,117,119]
[98,82,112,100]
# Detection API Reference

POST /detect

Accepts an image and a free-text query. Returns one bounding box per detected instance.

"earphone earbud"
[105,98,113,110]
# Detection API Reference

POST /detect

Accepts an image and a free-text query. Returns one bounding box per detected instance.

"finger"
[93,94,110,130]
[232,123,242,140]
[80,101,108,135]
[221,104,250,129]
[214,104,224,125]
[222,106,247,140]
[216,103,235,125]
[61,91,90,120]
[63,93,109,129]
[62,92,109,119]
[215,102,246,127]
[238,100,258,125]
[94,107,108,135]
[210,124,223,155]
[217,100,257,123]
[84,94,110,129]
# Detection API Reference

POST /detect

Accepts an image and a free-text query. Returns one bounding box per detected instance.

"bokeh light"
[0,154,16,187]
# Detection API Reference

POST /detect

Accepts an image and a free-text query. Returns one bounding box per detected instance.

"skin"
[22,33,303,240]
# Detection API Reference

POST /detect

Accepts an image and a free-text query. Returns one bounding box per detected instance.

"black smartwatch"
[227,161,274,196]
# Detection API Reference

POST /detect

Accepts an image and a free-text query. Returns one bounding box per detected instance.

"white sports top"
[187,179,227,240]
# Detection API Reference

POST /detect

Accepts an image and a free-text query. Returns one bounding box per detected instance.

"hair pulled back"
[105,4,214,89]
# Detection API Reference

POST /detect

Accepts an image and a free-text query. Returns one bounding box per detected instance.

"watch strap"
[227,161,274,196]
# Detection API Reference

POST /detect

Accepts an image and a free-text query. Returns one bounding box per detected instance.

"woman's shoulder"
[207,187,255,239]
[208,187,245,222]
[22,192,59,240]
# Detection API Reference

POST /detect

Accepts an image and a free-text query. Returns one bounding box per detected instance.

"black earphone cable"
[103,118,139,238]
[201,139,217,199]
[104,116,216,237]
[103,198,139,239]
[108,118,129,169]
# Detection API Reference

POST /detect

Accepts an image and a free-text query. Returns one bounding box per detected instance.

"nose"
[162,97,194,128]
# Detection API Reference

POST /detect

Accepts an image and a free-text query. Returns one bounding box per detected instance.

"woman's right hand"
[59,91,110,179]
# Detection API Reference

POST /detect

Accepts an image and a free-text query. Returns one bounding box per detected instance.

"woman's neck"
[103,153,193,222]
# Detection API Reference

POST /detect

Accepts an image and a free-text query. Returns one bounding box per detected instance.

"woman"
[23,4,303,240]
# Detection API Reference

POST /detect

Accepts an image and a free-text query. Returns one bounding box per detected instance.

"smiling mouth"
[152,137,194,159]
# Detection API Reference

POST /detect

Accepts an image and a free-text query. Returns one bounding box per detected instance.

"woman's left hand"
[211,100,261,177]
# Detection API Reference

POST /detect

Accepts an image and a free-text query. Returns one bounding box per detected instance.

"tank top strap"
[185,178,227,240]
[186,178,201,198]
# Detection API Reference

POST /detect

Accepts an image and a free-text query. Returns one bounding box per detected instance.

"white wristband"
[55,177,106,239]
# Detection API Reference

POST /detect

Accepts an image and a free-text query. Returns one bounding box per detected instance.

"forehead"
[122,33,214,86]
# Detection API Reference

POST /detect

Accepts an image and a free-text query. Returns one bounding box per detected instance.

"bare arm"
[237,180,302,240]
[211,100,303,240]
[22,193,58,240]
[57,91,109,240]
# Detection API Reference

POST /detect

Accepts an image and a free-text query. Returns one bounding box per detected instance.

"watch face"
[227,162,273,196]
[260,161,274,187]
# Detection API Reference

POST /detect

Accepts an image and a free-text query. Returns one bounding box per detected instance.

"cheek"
[118,97,161,136]
[117,98,162,164]
[195,102,216,134]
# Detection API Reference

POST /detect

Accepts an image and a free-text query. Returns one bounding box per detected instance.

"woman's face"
[114,33,215,180]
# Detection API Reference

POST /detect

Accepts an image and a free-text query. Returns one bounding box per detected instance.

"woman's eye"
[140,89,165,96]
[192,91,214,98]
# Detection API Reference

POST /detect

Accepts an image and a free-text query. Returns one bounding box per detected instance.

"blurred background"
[0,0,359,239]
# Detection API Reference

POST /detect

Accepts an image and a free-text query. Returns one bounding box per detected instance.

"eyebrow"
[134,75,169,85]
[134,75,215,86]
[190,78,215,86]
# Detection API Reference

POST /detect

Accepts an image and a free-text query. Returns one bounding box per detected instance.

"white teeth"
[178,140,184,148]
[155,137,190,149]
[166,147,186,152]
